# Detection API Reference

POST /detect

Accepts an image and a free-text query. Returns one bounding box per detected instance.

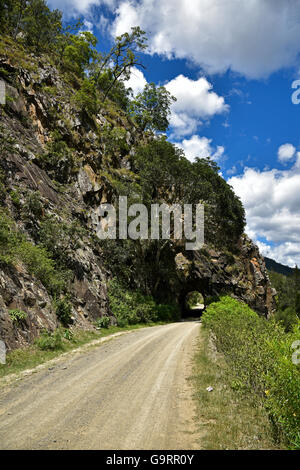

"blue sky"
[48,0,300,267]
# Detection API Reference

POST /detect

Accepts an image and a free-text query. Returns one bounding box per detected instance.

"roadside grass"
[191,327,282,450]
[0,322,167,380]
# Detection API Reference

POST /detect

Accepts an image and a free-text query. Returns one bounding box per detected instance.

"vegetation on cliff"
[0,0,249,339]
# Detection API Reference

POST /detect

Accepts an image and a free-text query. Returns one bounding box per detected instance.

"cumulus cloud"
[229,160,300,266]
[278,143,297,163]
[112,0,300,79]
[125,67,147,95]
[175,135,224,162]
[124,72,228,137]
[165,75,228,138]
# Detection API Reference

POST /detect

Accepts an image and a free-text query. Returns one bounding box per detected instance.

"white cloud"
[112,0,300,79]
[125,67,147,95]
[175,135,224,162]
[229,159,300,266]
[256,241,300,268]
[125,72,228,137]
[278,143,296,163]
[227,165,237,176]
[82,19,94,32]
[48,0,116,16]
[165,75,228,138]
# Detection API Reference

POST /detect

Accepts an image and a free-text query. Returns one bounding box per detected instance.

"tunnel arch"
[177,278,226,319]
[183,291,205,318]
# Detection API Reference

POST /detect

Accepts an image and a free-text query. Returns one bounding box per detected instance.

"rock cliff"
[0,47,275,351]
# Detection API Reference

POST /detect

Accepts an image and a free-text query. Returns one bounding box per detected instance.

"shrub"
[38,131,77,183]
[39,215,83,266]
[275,307,299,332]
[9,309,27,324]
[55,298,72,326]
[95,316,110,329]
[23,191,44,219]
[63,328,74,341]
[202,296,300,448]
[0,210,67,294]
[155,303,180,322]
[0,209,20,264]
[73,78,98,116]
[108,278,179,326]
[35,329,63,351]
[9,189,22,208]
[16,240,66,295]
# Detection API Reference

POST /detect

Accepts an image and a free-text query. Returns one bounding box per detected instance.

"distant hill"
[264,257,294,277]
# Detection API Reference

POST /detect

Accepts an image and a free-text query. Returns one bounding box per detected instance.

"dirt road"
[0,322,200,450]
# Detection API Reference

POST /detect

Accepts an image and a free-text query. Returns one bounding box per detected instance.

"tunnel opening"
[181,291,205,319]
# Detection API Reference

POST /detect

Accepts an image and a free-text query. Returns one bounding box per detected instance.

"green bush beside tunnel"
[202,296,300,448]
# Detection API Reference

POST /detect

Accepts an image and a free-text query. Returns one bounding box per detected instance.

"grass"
[0,322,167,380]
[191,327,282,450]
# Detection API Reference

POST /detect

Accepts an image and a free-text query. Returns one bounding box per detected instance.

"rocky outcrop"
[0,52,275,351]
[0,57,117,350]
[174,235,276,317]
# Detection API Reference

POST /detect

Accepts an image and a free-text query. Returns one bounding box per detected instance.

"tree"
[92,27,147,102]
[293,265,300,289]
[73,77,98,116]
[129,83,176,132]
[0,1,62,51]
[57,29,98,77]
[22,0,62,52]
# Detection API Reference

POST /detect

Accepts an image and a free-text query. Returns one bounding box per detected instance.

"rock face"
[174,235,276,317]
[0,53,275,351]
[0,57,118,350]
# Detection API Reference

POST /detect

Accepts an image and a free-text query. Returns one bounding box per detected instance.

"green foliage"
[269,269,300,331]
[95,316,110,329]
[16,240,66,295]
[155,303,180,322]
[63,328,73,341]
[0,209,21,264]
[108,278,179,326]
[269,270,296,312]
[38,131,77,183]
[0,209,66,294]
[9,189,22,208]
[22,0,62,52]
[101,124,129,161]
[186,291,204,309]
[202,296,300,448]
[93,27,147,103]
[134,137,245,248]
[54,298,72,326]
[0,168,7,205]
[22,191,44,219]
[0,123,16,155]
[38,214,83,269]
[35,328,63,350]
[275,307,298,333]
[130,83,176,132]
[9,308,27,324]
[73,77,98,116]
[1,0,62,52]
[57,30,97,77]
